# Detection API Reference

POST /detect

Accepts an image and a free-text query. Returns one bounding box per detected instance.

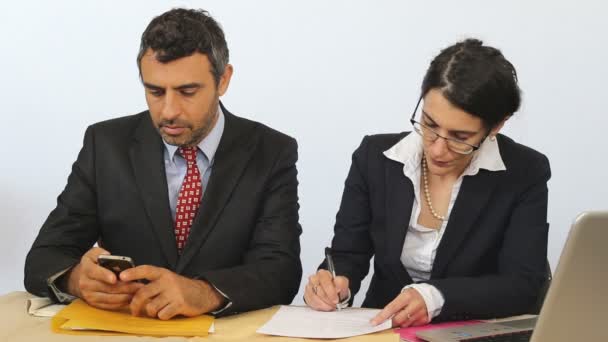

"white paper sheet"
[26,297,66,317]
[256,305,393,339]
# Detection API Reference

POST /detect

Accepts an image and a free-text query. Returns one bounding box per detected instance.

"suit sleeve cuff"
[47,267,77,304]
[402,283,445,321]
[208,283,233,315]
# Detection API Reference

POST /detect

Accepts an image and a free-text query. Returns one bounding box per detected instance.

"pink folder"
[396,320,481,342]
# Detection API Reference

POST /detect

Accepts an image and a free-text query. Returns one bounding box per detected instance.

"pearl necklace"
[422,156,446,221]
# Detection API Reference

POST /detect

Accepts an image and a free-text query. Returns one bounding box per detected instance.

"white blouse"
[383,133,506,320]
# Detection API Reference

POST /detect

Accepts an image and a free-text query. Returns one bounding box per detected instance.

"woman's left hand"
[370,288,430,327]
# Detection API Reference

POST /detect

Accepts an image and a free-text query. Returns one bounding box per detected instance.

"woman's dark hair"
[421,38,521,129]
[137,8,229,86]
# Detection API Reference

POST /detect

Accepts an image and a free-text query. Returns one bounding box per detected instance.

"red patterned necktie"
[174,146,202,253]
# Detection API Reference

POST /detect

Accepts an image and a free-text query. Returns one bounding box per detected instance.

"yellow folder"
[51,299,214,337]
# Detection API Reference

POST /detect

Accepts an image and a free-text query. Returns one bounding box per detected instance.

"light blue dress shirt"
[163,108,225,220]
[162,107,231,313]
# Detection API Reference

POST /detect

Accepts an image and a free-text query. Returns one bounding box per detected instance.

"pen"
[325,247,341,311]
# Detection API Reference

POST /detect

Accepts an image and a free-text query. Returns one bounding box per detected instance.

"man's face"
[140,49,233,147]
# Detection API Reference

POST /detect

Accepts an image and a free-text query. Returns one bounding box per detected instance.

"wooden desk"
[0,292,397,341]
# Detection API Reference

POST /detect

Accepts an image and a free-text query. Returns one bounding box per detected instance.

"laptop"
[416,211,608,342]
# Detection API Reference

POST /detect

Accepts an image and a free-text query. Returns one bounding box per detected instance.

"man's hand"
[304,269,350,311]
[120,265,226,320]
[370,288,430,327]
[66,247,143,310]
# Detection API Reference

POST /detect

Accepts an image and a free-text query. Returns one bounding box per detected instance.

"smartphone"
[97,255,135,276]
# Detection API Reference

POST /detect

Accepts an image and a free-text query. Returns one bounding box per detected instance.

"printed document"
[257,305,392,339]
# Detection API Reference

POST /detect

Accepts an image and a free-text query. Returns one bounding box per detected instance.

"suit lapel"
[384,158,415,285]
[130,113,178,269]
[431,171,499,277]
[176,110,256,273]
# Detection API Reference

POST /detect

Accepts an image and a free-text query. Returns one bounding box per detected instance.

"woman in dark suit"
[304,39,551,327]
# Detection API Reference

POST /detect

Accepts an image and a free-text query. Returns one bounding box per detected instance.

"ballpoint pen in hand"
[325,247,341,311]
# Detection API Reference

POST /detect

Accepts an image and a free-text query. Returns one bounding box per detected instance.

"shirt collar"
[464,135,506,176]
[383,132,425,176]
[163,106,225,163]
[383,133,506,177]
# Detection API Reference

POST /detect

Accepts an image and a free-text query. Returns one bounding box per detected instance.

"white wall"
[1,0,607,306]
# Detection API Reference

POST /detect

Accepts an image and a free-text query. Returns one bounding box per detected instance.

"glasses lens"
[413,121,475,154]
[447,140,474,154]
[413,122,437,141]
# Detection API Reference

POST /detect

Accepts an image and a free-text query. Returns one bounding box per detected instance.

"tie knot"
[179,146,197,162]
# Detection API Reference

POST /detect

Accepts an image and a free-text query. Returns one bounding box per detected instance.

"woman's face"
[420,89,499,177]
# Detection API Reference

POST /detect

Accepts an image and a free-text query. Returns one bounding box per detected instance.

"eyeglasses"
[409,96,486,155]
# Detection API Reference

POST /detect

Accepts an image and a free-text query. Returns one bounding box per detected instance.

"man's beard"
[158,99,219,147]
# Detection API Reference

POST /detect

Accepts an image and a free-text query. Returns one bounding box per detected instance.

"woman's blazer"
[326,132,551,321]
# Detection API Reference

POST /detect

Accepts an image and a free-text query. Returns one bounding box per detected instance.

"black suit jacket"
[24,105,302,315]
[324,133,550,321]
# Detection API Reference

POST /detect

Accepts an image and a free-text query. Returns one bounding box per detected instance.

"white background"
[1,1,606,306]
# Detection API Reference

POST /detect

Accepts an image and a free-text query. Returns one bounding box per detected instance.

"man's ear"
[217,64,233,96]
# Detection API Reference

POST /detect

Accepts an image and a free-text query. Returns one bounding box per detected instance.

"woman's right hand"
[304,269,350,311]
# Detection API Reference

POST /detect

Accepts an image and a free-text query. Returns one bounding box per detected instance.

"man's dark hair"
[137,8,229,85]
[421,38,521,129]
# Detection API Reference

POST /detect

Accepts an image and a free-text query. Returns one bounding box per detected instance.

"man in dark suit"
[24,8,302,319]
